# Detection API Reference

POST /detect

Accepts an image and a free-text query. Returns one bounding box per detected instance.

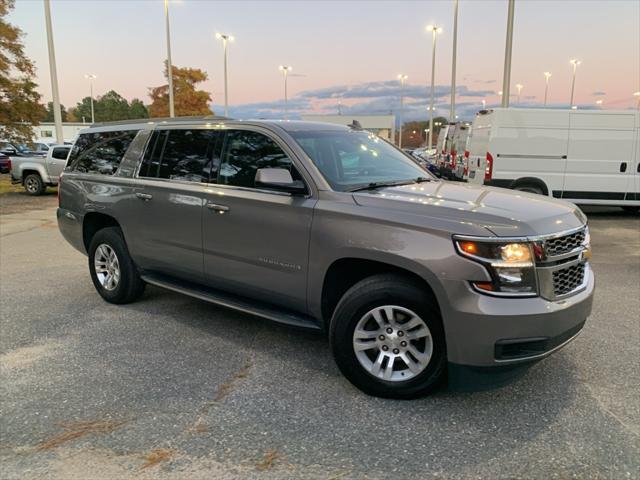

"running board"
[141,273,322,331]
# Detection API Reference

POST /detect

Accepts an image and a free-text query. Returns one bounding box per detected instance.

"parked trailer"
[465,108,640,211]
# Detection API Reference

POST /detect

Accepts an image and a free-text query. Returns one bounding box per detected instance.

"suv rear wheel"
[24,173,45,196]
[88,227,145,304]
[329,274,446,399]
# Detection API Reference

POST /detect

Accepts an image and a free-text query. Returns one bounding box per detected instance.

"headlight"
[455,238,537,296]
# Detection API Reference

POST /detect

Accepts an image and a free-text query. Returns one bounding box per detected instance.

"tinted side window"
[68,130,138,175]
[219,130,297,188]
[158,130,215,182]
[139,130,168,178]
[51,147,70,160]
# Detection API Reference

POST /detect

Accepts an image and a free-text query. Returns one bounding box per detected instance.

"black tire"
[621,206,639,214]
[514,184,544,195]
[88,227,145,304]
[24,173,45,196]
[329,274,447,399]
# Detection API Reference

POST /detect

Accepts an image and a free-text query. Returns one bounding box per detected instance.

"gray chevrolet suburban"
[57,117,594,398]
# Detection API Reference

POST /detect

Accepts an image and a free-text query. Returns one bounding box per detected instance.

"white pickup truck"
[10,144,70,195]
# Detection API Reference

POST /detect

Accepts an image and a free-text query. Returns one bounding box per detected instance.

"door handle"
[135,192,153,201]
[206,202,229,213]
[620,162,627,173]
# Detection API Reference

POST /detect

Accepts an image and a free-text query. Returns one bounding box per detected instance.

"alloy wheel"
[352,305,433,382]
[94,244,120,291]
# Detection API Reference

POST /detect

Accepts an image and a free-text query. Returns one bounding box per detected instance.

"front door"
[202,128,315,313]
[126,127,221,284]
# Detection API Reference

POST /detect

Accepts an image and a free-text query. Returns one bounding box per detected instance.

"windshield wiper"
[347,180,417,192]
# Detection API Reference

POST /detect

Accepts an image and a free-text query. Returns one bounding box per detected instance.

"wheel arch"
[511,176,549,196]
[21,169,43,184]
[319,256,442,329]
[82,212,121,252]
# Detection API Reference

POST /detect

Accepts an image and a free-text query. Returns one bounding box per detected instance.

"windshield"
[16,144,32,153]
[290,130,434,192]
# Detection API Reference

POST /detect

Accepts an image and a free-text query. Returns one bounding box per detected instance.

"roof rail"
[90,115,232,127]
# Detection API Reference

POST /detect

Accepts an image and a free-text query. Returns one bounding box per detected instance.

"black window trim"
[212,126,313,198]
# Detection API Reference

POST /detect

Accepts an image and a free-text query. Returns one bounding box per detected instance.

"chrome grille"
[544,229,586,257]
[552,263,585,296]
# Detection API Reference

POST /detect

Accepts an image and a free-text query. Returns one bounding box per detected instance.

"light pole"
[397,74,408,148]
[84,74,97,123]
[569,59,581,108]
[450,0,459,121]
[543,72,552,106]
[43,0,63,144]
[515,83,523,104]
[216,33,234,117]
[279,65,292,118]
[426,24,442,149]
[164,0,175,117]
[501,0,515,108]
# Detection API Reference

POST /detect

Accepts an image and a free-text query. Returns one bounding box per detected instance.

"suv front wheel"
[330,274,446,399]
[88,227,145,304]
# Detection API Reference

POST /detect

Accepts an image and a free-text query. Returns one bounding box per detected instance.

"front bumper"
[441,263,594,373]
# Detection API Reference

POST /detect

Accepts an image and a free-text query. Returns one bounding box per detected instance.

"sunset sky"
[9,0,640,121]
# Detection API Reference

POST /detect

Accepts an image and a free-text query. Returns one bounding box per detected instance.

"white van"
[466,108,640,211]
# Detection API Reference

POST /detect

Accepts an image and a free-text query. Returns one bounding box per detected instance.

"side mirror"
[255,168,307,194]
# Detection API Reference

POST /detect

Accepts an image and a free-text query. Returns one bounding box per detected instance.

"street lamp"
[216,33,234,117]
[397,74,408,148]
[482,99,486,109]
[633,91,640,110]
[84,74,97,123]
[543,72,552,106]
[569,59,581,108]
[426,24,442,149]
[279,65,292,118]
[515,84,523,105]
[164,0,175,117]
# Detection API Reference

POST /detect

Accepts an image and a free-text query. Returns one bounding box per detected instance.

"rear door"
[561,112,634,203]
[127,127,221,283]
[202,127,315,312]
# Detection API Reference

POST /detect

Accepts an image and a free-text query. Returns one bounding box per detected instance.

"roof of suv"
[86,116,352,134]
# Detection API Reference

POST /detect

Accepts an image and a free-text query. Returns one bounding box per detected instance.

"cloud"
[216,80,497,122]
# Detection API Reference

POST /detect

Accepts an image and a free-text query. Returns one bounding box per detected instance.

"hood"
[352,180,586,237]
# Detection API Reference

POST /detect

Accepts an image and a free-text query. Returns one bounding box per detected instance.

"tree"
[42,101,68,122]
[148,62,213,117]
[0,0,46,143]
[400,117,448,148]
[73,91,149,123]
[129,98,149,119]
[95,90,130,121]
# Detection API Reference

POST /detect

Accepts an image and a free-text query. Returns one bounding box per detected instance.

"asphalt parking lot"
[1,192,639,479]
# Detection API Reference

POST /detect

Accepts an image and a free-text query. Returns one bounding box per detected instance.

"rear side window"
[68,130,138,175]
[139,129,220,183]
[51,147,70,160]
[219,130,297,188]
